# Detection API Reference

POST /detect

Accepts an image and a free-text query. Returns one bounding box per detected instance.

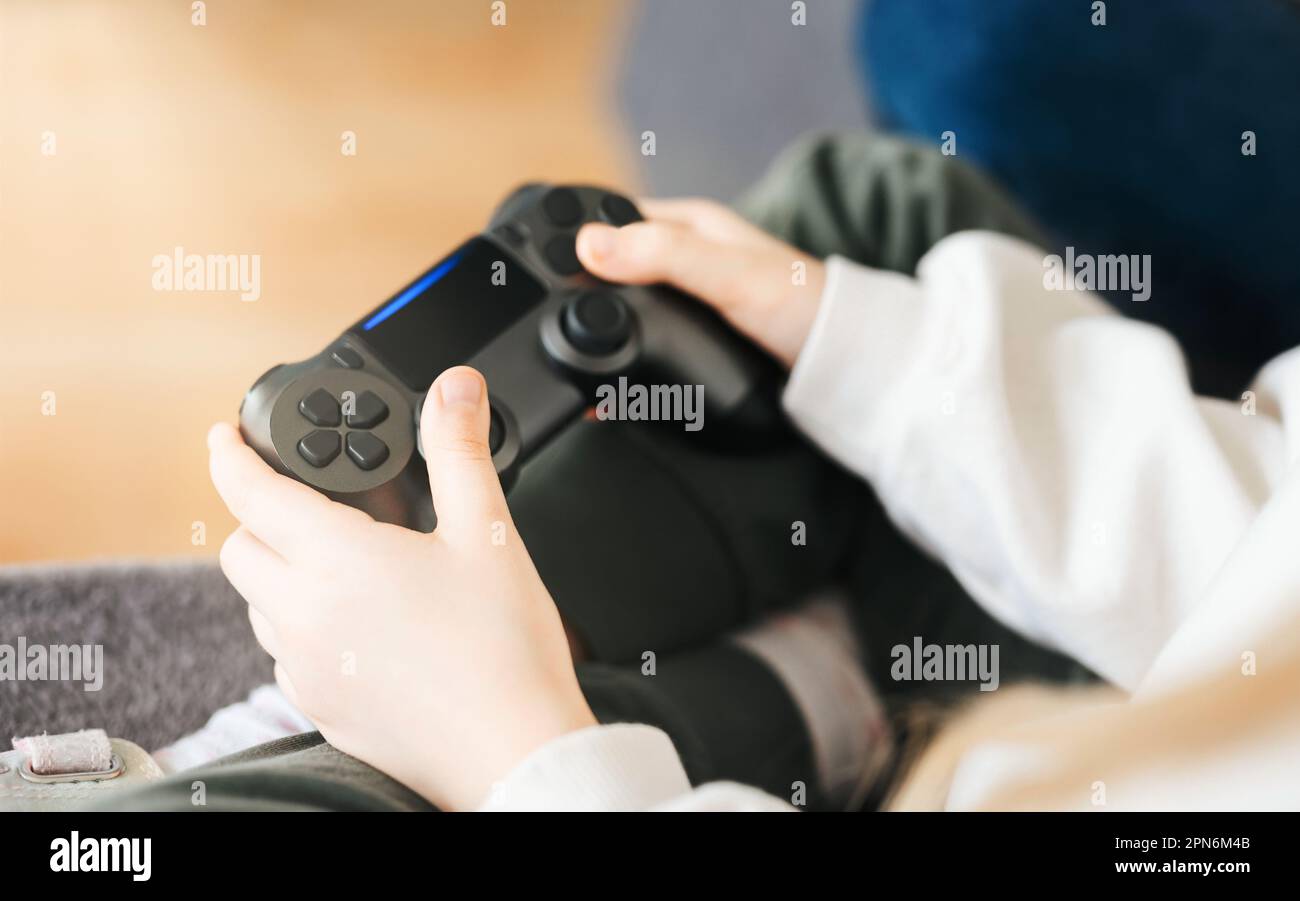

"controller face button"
[297,429,342,468]
[562,290,632,355]
[330,346,364,369]
[345,432,390,471]
[299,388,342,427]
[488,407,505,455]
[543,234,584,276]
[541,187,583,227]
[345,390,389,429]
[599,193,640,226]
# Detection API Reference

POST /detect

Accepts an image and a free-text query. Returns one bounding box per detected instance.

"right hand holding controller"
[577,198,827,370]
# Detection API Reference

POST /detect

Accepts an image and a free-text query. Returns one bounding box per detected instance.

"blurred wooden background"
[0,0,636,563]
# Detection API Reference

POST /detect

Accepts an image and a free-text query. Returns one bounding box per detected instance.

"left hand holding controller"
[209,366,596,811]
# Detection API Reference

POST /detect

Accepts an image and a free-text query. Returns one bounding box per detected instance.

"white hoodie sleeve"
[784,233,1290,691]
[480,231,1300,812]
[478,724,794,812]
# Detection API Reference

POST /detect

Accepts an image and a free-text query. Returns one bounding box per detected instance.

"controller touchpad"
[351,238,547,392]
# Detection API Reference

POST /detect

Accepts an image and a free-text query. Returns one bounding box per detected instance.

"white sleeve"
[478,724,794,812]
[783,233,1292,691]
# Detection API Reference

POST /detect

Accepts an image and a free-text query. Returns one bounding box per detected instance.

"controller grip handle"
[631,285,785,441]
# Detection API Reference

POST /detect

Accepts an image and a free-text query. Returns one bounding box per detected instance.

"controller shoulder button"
[345,390,389,429]
[345,432,390,471]
[599,193,641,226]
[541,187,583,227]
[299,388,341,427]
[330,346,364,369]
[297,429,341,468]
[562,290,632,355]
[543,234,584,276]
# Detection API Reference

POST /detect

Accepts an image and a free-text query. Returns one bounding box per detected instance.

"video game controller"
[239,184,781,531]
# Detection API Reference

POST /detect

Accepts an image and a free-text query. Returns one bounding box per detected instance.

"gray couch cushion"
[1,561,269,752]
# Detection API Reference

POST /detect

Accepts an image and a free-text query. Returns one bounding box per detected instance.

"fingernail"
[438,368,482,407]
[580,223,617,260]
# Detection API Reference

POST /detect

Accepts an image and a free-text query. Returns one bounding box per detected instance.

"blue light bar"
[362,251,465,331]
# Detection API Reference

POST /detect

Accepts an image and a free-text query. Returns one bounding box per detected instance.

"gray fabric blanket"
[0,560,270,751]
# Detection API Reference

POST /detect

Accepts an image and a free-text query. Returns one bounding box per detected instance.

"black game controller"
[239,184,781,531]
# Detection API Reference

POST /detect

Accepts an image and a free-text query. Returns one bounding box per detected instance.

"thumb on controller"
[421,366,510,541]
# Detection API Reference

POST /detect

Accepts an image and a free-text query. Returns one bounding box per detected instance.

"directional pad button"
[297,429,341,468]
[298,388,341,427]
[346,432,390,471]
[345,390,389,429]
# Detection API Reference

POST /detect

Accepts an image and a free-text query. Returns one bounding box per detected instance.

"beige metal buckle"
[18,753,125,784]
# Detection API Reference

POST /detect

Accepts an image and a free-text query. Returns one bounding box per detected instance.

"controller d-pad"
[346,432,390,471]
[299,388,341,427]
[599,193,640,226]
[345,390,389,429]
[298,429,341,467]
[543,234,583,276]
[542,188,583,227]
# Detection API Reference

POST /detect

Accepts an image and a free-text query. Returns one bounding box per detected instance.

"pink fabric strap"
[13,729,113,775]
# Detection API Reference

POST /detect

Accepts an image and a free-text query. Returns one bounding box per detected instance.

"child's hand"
[576,198,826,368]
[209,366,596,810]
